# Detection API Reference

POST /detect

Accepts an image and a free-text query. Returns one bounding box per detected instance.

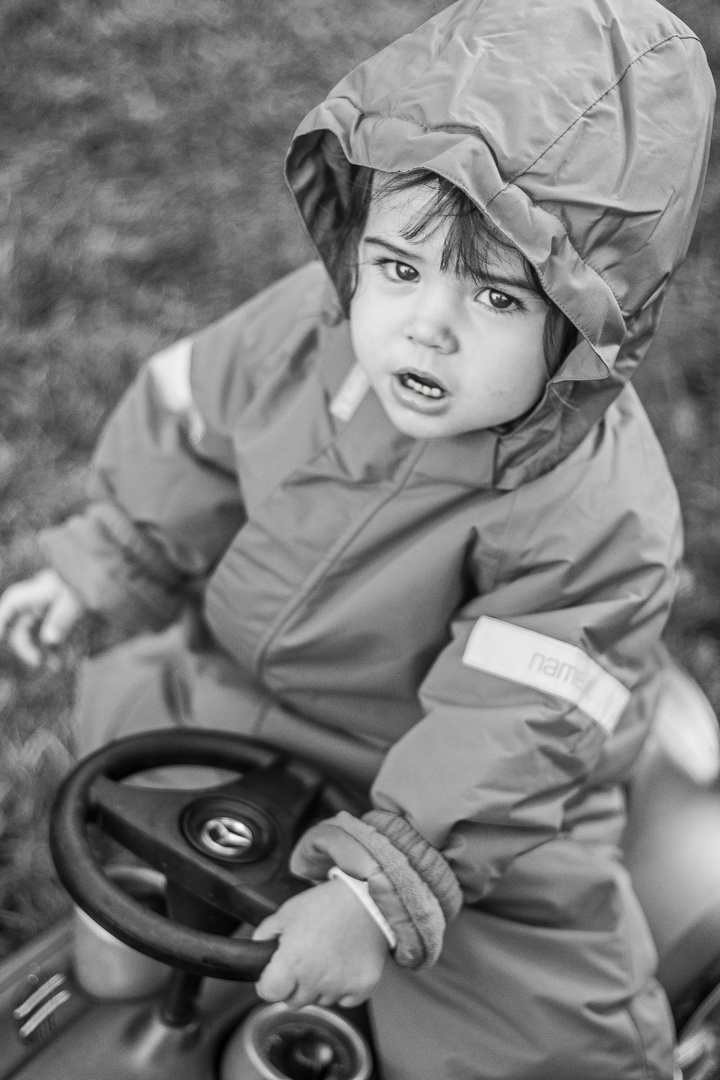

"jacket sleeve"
[39,335,246,635]
[40,264,330,636]
[292,409,683,965]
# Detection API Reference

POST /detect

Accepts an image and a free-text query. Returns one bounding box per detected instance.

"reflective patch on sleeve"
[329,363,370,422]
[148,339,206,444]
[462,616,630,735]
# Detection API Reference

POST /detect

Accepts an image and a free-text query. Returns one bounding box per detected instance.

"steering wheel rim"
[50,729,364,980]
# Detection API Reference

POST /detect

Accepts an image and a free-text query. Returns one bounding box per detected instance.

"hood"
[285,0,715,488]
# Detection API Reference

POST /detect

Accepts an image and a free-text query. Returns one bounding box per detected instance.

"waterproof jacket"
[42,0,714,957]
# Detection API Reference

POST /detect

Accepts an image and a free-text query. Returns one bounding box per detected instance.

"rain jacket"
[43,0,713,1016]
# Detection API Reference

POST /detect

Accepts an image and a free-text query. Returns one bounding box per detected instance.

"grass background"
[0,0,718,957]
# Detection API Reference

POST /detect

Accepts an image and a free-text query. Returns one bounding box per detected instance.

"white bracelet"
[327,866,397,950]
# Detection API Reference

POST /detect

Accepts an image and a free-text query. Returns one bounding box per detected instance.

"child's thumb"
[251,914,282,942]
[40,590,82,647]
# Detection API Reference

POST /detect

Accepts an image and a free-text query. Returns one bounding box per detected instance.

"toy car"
[1,664,720,1080]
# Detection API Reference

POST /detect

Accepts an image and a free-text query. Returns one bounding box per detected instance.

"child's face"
[349,185,550,440]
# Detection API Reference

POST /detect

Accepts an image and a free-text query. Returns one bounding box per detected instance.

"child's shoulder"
[187,261,336,426]
[504,385,679,556]
[195,261,335,357]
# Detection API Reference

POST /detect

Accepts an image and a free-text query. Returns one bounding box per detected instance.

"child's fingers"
[252,921,327,1005]
[252,917,294,1002]
[0,571,60,641]
[255,954,299,1003]
[39,589,83,647]
[0,572,83,667]
[0,583,33,639]
[7,612,43,667]
[251,914,281,942]
[283,983,323,1009]
[338,993,366,1008]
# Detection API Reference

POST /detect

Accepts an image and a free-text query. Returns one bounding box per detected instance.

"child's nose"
[404,292,459,354]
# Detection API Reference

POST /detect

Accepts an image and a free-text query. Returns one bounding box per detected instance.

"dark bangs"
[375,170,537,292]
[327,166,576,374]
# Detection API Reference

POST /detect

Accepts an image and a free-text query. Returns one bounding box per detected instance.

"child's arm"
[37,337,245,640]
[34,265,328,643]
[0,334,238,663]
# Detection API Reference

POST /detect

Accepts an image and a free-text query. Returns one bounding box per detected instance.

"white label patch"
[149,338,206,444]
[149,339,193,412]
[329,364,370,422]
[462,616,630,735]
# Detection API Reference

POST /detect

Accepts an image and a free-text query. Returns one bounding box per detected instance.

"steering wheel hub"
[201,818,254,856]
[182,795,276,863]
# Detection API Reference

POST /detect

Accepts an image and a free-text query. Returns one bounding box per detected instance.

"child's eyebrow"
[364,236,536,294]
[364,236,421,261]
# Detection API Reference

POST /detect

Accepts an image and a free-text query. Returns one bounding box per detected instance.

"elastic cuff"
[363,809,463,922]
[333,812,447,967]
[91,504,184,591]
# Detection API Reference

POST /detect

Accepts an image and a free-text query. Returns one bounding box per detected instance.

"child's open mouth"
[391,370,451,416]
[397,371,447,399]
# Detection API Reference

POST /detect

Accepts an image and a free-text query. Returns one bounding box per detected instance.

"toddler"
[0,0,714,1076]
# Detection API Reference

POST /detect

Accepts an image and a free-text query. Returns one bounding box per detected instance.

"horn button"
[182,797,276,863]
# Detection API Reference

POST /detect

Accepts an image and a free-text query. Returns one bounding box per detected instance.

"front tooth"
[404,374,443,397]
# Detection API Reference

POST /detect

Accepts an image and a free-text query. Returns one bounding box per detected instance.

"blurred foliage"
[0,0,718,952]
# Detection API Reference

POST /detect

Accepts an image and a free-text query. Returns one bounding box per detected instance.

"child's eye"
[374,257,419,283]
[476,287,520,312]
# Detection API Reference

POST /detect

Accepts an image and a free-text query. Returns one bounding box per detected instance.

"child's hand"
[0,569,86,667]
[252,878,390,1008]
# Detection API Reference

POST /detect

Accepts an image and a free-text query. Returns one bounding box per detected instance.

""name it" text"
[529,652,587,690]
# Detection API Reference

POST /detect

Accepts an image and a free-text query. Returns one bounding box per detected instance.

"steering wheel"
[50,729,365,981]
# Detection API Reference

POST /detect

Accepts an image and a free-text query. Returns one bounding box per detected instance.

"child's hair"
[327,167,576,375]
